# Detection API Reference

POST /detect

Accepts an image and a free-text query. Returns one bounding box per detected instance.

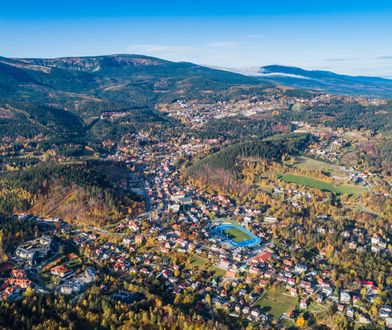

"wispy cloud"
[124,42,392,77]
[376,56,392,60]
[127,41,241,55]
[244,34,265,39]
[126,44,196,56]
[205,41,239,48]
[126,41,246,63]
[324,58,356,62]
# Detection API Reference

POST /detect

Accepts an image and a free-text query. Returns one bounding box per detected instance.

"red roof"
[252,252,272,263]
[224,271,236,278]
[11,269,26,279]
[114,263,125,271]
[51,265,71,275]
[7,278,32,288]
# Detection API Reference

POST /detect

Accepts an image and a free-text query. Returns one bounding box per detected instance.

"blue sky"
[1,0,392,77]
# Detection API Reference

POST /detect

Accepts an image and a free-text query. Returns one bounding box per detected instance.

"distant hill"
[2,53,392,146]
[0,54,261,110]
[0,54,268,142]
[221,65,392,98]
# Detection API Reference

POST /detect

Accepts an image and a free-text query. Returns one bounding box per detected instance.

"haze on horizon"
[1,0,392,78]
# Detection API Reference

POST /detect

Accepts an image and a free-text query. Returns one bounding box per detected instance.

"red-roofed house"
[113,263,126,272]
[51,265,72,278]
[11,269,26,279]
[7,278,32,288]
[251,251,272,264]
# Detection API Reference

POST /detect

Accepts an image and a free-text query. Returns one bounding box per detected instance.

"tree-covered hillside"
[188,133,315,174]
[0,54,270,147]
[0,161,143,225]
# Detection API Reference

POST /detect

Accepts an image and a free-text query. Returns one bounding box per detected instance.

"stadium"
[210,222,261,248]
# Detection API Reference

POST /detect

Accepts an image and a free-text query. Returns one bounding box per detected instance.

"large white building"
[15,235,53,263]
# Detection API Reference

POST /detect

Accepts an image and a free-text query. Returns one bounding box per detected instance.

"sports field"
[223,227,253,242]
[211,223,261,247]
[280,173,366,195]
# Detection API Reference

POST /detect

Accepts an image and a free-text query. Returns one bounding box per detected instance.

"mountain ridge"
[5,53,391,97]
[217,64,392,97]
[0,54,270,143]
[1,53,392,145]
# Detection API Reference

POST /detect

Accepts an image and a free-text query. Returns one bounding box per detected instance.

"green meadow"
[280,173,366,195]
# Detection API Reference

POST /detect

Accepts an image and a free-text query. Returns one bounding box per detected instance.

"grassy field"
[291,156,347,178]
[258,292,298,320]
[189,255,226,277]
[223,227,253,243]
[280,319,296,328]
[189,255,207,268]
[280,173,366,195]
[259,182,274,194]
[211,267,227,277]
